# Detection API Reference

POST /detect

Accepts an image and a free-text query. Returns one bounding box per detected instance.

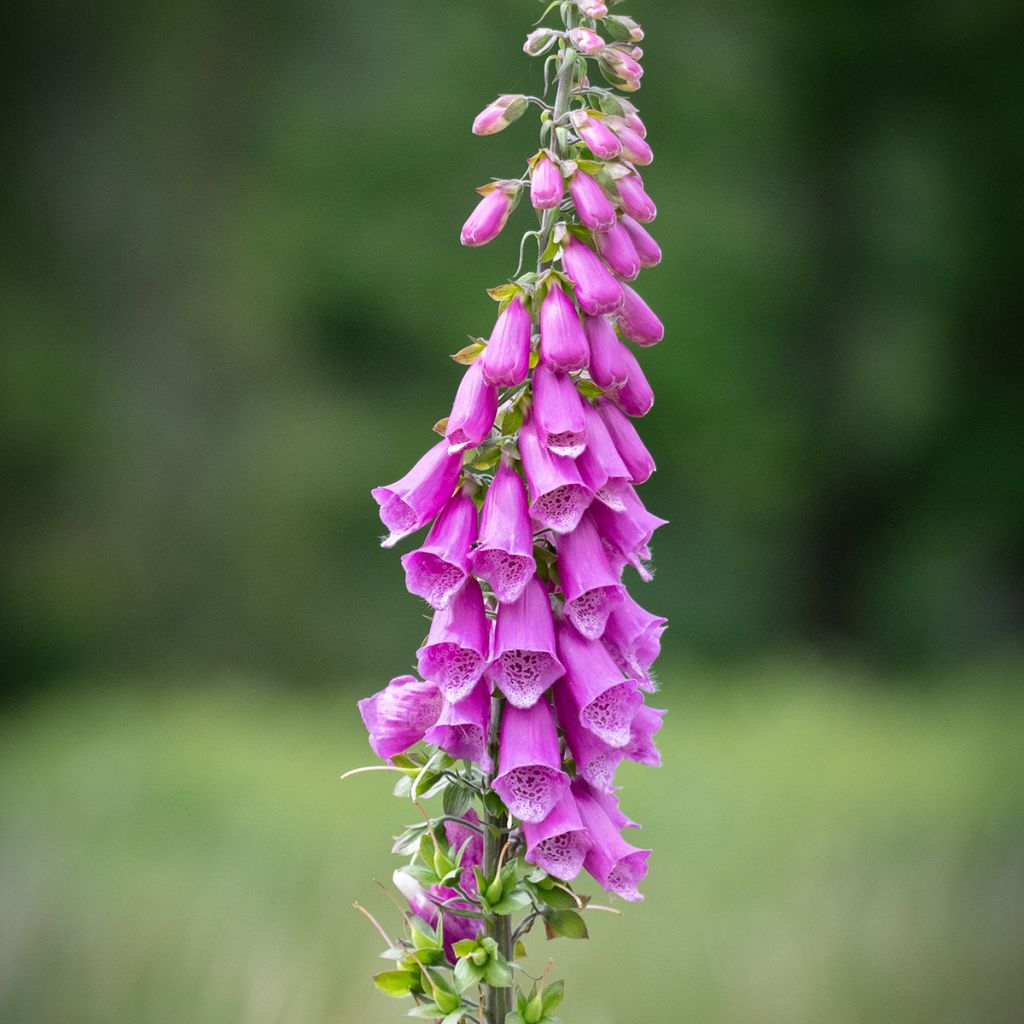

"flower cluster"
[355,3,665,1021]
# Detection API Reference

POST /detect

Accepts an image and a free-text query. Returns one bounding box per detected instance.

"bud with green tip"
[472,93,528,136]
[606,14,644,42]
[524,27,560,56]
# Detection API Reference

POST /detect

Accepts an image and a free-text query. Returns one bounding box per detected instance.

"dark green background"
[4,0,1021,691]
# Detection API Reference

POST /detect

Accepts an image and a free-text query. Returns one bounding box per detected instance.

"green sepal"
[505,1014,528,1024]
[484,957,514,988]
[542,908,589,940]
[490,890,532,915]
[598,93,626,116]
[467,447,502,471]
[452,340,486,365]
[442,782,475,818]
[373,970,419,998]
[443,1011,470,1024]
[576,377,605,399]
[407,1004,446,1019]
[454,956,486,992]
[451,939,479,959]
[514,940,528,960]
[541,980,565,1015]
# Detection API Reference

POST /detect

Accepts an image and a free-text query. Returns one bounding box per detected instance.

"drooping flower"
[610,342,654,416]
[530,154,565,210]
[472,94,528,136]
[467,455,535,604]
[607,15,645,43]
[522,789,593,880]
[556,514,625,638]
[518,411,592,534]
[393,871,482,963]
[424,676,493,770]
[594,218,642,280]
[568,27,605,54]
[571,110,622,160]
[461,182,520,247]
[400,487,477,610]
[607,118,653,165]
[478,294,532,387]
[488,575,565,708]
[586,785,639,830]
[552,681,625,792]
[619,215,662,267]
[589,484,667,581]
[584,315,630,393]
[597,48,643,92]
[602,590,667,691]
[539,280,590,372]
[492,698,570,823]
[561,236,623,316]
[621,703,666,766]
[358,674,442,761]
[616,172,657,222]
[567,170,617,233]
[446,360,499,453]
[417,577,490,703]
[556,619,642,747]
[598,399,655,482]
[572,779,651,901]
[616,283,664,345]
[575,400,631,510]
[532,361,587,458]
[372,440,463,548]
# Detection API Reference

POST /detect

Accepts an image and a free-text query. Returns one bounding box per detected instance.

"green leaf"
[484,957,514,988]
[407,1004,445,1019]
[537,886,579,909]
[513,940,528,960]
[542,909,589,940]
[443,1011,468,1024]
[442,783,474,818]
[452,340,486,365]
[541,980,565,1014]
[373,970,419,998]
[451,939,479,959]
[490,890,532,915]
[454,956,486,993]
[505,1014,527,1024]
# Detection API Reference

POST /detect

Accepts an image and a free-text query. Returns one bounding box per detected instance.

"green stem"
[483,695,511,1024]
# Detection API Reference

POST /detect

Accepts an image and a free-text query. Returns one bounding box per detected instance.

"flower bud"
[597,48,643,92]
[619,215,661,267]
[472,94,528,136]
[461,183,519,247]
[539,281,590,372]
[606,15,644,42]
[616,172,657,222]
[523,28,559,56]
[568,27,605,54]
[594,218,641,280]
[607,118,653,165]
[578,0,608,18]
[570,109,622,160]
[471,946,489,966]
[567,170,617,233]
[530,154,565,210]
[479,293,532,387]
[562,235,623,315]
[525,991,545,1024]
[435,987,461,1015]
[484,877,504,905]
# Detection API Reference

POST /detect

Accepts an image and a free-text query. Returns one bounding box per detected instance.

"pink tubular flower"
[424,676,492,770]
[573,779,650,901]
[608,120,653,165]
[358,675,442,761]
[472,94,528,136]
[616,283,664,345]
[594,218,641,280]
[393,872,481,963]
[589,484,667,581]
[621,703,666,766]
[530,154,564,210]
[416,577,490,702]
[611,343,654,416]
[587,785,639,830]
[572,111,622,159]
[522,789,593,880]
[467,455,535,604]
[555,514,625,639]
[489,575,565,708]
[479,294,532,388]
[446,360,498,453]
[400,487,477,610]
[552,682,625,792]
[598,398,656,482]
[578,0,608,18]
[556,619,642,747]
[584,315,630,393]
[518,411,593,534]
[533,361,587,458]
[616,172,657,223]
[461,183,519,247]
[372,440,463,548]
[561,235,623,316]
[575,400,631,510]
[619,215,662,267]
[568,27,605,54]
[539,281,590,372]
[492,698,570,823]
[602,591,666,691]
[567,170,617,233]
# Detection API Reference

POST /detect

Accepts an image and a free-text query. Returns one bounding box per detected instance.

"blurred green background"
[1,0,1022,1021]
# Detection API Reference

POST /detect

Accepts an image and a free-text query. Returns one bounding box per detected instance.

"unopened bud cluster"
[358,3,666,1021]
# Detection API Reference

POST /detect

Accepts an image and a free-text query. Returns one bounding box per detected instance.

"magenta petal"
[616,284,664,346]
[562,236,623,316]
[573,779,650,901]
[575,402,631,511]
[619,216,662,268]
[594,219,642,280]
[616,173,657,223]
[417,578,490,702]
[461,188,514,247]
[489,575,565,708]
[602,591,667,691]
[590,485,667,582]
[468,456,535,603]
[522,789,593,880]
[443,808,484,870]
[611,123,653,165]
[568,170,617,233]
[584,315,630,393]
[400,489,477,609]
[479,295,532,388]
[587,785,640,830]
[598,399,656,483]
[621,703,666,766]
[446,360,499,453]
[556,620,642,747]
[579,117,622,159]
[552,682,624,792]
[530,155,564,210]
[358,675,442,761]
[555,516,625,639]
[372,440,463,548]
[519,412,593,534]
[539,282,589,372]
[611,344,655,417]
[533,362,587,458]
[493,698,570,823]
[424,676,493,770]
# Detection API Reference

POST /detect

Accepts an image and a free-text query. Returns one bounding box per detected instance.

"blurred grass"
[1,664,1022,1024]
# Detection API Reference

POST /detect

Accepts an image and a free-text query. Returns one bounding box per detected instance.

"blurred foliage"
[2,0,1022,689]
[1,667,1022,1023]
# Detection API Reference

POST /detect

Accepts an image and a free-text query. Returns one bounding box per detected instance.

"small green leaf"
[443,1010,468,1024]
[442,783,474,818]
[484,957,514,988]
[542,909,589,940]
[373,970,419,998]
[505,1013,527,1024]
[454,956,486,993]
[490,890,532,915]
[487,283,520,303]
[537,886,579,910]
[451,939,479,959]
[540,979,565,1014]
[452,340,486,365]
[407,1004,445,1019]
[513,940,528,960]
